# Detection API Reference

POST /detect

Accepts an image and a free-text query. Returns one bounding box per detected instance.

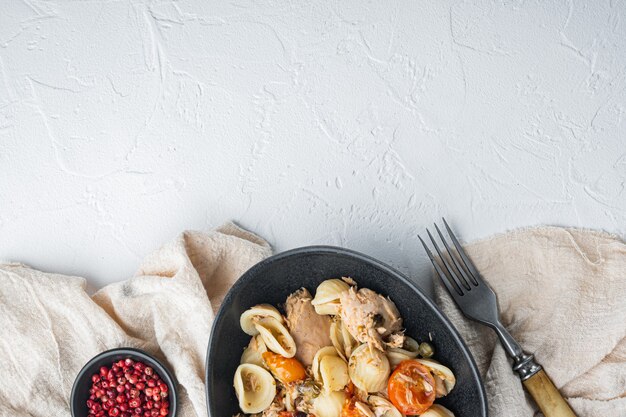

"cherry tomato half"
[387,360,436,415]
[262,352,306,384]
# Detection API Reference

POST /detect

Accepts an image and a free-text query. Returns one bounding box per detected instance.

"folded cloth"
[0,223,271,417]
[1,224,623,417]
[434,227,626,417]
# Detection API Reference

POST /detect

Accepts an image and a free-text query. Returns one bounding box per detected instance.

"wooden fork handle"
[522,369,577,417]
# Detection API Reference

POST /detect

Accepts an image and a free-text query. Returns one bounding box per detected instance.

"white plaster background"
[0,0,625,294]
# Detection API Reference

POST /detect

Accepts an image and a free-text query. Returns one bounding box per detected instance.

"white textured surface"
[1,1,625,294]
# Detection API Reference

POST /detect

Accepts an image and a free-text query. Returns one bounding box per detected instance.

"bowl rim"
[70,347,178,417]
[205,245,488,417]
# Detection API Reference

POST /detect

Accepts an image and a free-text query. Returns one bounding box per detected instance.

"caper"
[418,341,435,358]
[372,313,384,326]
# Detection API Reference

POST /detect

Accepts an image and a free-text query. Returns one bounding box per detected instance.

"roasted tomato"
[262,352,306,384]
[387,360,436,414]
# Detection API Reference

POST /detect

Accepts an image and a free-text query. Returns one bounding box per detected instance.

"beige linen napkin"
[435,226,626,417]
[0,223,271,417]
[0,224,624,417]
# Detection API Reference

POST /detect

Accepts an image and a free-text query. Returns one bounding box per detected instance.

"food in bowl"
[86,357,170,417]
[232,278,456,417]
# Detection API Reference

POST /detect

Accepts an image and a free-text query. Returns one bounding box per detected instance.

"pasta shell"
[312,346,341,381]
[416,359,456,397]
[255,316,297,358]
[319,355,350,393]
[341,322,358,357]
[420,404,455,417]
[386,337,420,369]
[367,395,402,417]
[240,304,283,336]
[348,344,390,393]
[284,386,295,412]
[329,321,343,357]
[312,279,351,304]
[312,391,346,417]
[330,319,357,361]
[355,401,376,417]
[314,301,342,316]
[240,335,268,368]
[386,349,414,369]
[233,364,276,414]
[312,279,350,315]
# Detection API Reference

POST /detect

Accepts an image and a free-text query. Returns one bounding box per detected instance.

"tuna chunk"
[285,288,333,366]
[339,287,404,351]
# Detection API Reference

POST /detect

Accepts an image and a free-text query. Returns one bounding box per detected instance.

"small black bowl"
[71,347,178,417]
[206,246,487,416]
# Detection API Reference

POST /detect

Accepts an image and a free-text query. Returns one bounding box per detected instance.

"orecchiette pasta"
[416,359,456,397]
[311,279,350,315]
[386,336,420,368]
[319,355,349,393]
[311,345,349,392]
[348,344,390,393]
[240,334,268,368]
[240,304,284,336]
[312,346,340,381]
[420,404,455,417]
[233,364,276,414]
[254,316,297,358]
[312,390,346,417]
[367,395,403,417]
[355,401,375,417]
[330,319,357,361]
[284,387,295,412]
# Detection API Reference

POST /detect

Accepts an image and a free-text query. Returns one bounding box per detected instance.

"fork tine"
[442,217,480,286]
[418,235,462,296]
[426,229,468,295]
[434,223,472,290]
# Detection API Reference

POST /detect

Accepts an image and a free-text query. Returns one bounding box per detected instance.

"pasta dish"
[233,278,456,417]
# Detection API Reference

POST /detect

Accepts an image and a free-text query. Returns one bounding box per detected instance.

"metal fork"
[420,219,577,417]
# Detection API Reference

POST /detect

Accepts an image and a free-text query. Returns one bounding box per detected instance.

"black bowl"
[206,246,487,416]
[71,347,178,417]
